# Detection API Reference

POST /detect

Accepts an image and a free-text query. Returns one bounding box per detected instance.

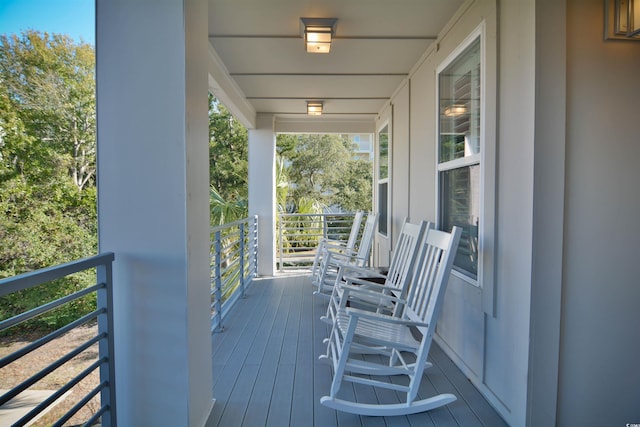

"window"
[377,124,389,236]
[437,37,481,280]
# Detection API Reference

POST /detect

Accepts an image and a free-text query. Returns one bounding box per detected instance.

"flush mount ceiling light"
[444,104,467,117]
[605,0,640,40]
[300,18,337,53]
[307,101,323,116]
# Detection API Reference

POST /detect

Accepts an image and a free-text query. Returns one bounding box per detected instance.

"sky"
[0,0,94,44]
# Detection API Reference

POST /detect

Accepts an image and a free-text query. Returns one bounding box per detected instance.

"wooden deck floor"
[210,274,507,427]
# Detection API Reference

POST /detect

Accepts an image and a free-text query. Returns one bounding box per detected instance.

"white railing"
[0,253,116,427]
[277,212,357,271]
[210,215,258,332]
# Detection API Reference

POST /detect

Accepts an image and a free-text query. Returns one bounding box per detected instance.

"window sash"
[437,35,482,282]
[439,165,480,279]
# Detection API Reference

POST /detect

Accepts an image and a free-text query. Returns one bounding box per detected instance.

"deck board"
[242,294,292,426]
[210,273,507,427]
[290,276,315,427]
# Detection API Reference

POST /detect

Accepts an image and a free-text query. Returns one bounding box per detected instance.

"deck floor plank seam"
[211,282,285,423]
[211,278,269,346]
[242,293,293,426]
[212,279,277,364]
[210,273,507,427]
[312,288,339,426]
[428,345,508,427]
[290,277,316,427]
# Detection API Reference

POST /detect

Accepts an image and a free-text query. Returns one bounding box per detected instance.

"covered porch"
[92,0,640,426]
[210,273,506,427]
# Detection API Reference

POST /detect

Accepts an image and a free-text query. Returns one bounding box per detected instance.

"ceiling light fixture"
[300,18,337,53]
[444,104,467,117]
[307,101,323,116]
[605,0,640,40]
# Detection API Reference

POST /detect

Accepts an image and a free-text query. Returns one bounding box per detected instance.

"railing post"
[239,221,246,298]
[97,254,116,427]
[213,230,224,332]
[323,215,328,240]
[278,214,283,272]
[253,215,259,276]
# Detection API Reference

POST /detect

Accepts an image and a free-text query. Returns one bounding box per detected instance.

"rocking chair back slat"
[311,211,364,279]
[320,220,428,324]
[345,211,365,251]
[381,219,426,290]
[313,212,378,295]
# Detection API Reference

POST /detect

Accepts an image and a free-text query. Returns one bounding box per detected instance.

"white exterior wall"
[96,0,213,425]
[558,0,640,424]
[390,0,535,424]
[391,0,640,425]
[390,82,411,238]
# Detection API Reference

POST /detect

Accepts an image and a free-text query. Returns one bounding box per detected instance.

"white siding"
[388,0,534,424]
[558,0,640,424]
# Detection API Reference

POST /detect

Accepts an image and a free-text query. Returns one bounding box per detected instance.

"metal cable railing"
[210,216,258,332]
[277,212,357,271]
[0,253,116,427]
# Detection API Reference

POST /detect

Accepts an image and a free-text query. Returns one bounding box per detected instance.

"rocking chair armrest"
[322,240,350,251]
[336,264,387,280]
[340,284,406,305]
[341,278,398,294]
[327,251,358,262]
[345,307,429,328]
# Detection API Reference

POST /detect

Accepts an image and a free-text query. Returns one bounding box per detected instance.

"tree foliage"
[0,31,96,191]
[330,158,373,212]
[276,133,372,212]
[209,95,248,202]
[208,95,249,225]
[0,31,97,331]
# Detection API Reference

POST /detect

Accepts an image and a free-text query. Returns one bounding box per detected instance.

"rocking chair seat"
[334,307,424,351]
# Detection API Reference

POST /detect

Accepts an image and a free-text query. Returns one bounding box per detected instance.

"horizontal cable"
[0,283,104,332]
[0,309,103,368]
[52,380,107,427]
[0,333,105,406]
[0,253,114,296]
[14,358,106,427]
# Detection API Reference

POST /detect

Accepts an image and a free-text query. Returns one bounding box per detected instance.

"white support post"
[96,0,214,425]
[248,113,276,276]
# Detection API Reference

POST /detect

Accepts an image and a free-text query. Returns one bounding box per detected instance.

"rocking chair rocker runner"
[319,226,462,416]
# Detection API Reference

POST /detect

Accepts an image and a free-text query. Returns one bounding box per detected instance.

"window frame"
[435,23,495,300]
[376,120,391,237]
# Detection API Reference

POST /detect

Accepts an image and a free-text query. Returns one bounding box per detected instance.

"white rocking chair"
[311,211,363,282]
[313,213,378,296]
[319,226,462,416]
[320,219,429,324]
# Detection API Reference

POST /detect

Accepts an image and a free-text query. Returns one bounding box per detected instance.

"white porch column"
[248,113,276,276]
[96,0,213,426]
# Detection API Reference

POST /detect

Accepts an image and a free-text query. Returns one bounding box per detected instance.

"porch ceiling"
[208,0,465,126]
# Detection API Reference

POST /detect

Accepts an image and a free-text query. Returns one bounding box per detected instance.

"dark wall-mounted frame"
[605,0,640,40]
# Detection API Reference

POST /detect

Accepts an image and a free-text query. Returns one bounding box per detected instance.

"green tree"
[0,31,97,331]
[209,94,248,202]
[0,31,96,191]
[331,158,373,212]
[276,133,372,212]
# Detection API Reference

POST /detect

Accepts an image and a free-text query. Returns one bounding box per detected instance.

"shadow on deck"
[210,274,507,427]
